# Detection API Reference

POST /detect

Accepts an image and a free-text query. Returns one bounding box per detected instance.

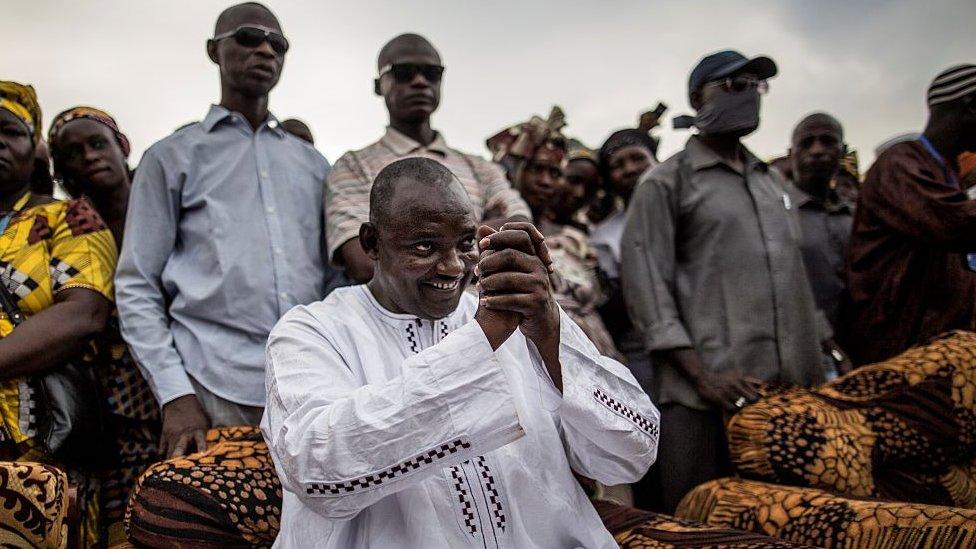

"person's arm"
[325,153,373,278]
[866,146,976,251]
[476,157,532,226]
[263,307,523,520]
[115,150,208,456]
[0,199,117,378]
[0,288,110,378]
[620,172,759,410]
[477,226,658,485]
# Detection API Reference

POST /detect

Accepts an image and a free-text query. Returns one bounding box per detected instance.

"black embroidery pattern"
[306,438,471,496]
[474,456,506,531]
[439,321,449,341]
[450,464,478,534]
[593,388,659,439]
[405,322,420,353]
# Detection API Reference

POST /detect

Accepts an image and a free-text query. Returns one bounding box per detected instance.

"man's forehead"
[217,5,281,33]
[795,120,842,141]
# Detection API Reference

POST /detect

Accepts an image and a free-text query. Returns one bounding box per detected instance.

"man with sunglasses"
[621,50,833,512]
[117,2,335,458]
[842,64,976,366]
[326,33,530,283]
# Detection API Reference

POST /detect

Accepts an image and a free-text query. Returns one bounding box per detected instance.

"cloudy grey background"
[5,0,974,169]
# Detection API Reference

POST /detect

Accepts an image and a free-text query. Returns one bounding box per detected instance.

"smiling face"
[0,109,36,195]
[363,171,478,320]
[53,118,128,196]
[208,5,285,98]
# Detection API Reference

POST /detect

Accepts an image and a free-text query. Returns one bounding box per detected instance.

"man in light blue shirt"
[116,2,332,458]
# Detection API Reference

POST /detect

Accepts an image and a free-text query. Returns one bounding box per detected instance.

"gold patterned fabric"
[0,80,42,141]
[726,330,976,508]
[0,461,69,548]
[125,426,282,548]
[593,499,805,548]
[677,477,976,549]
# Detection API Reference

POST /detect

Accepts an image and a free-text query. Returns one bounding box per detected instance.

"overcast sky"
[5,0,974,170]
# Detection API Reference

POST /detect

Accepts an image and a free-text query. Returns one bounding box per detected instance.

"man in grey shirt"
[785,113,854,334]
[116,2,333,458]
[621,50,850,512]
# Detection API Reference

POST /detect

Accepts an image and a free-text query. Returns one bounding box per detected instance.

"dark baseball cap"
[688,50,778,96]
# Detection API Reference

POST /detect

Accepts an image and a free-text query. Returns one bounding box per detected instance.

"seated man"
[262,157,659,548]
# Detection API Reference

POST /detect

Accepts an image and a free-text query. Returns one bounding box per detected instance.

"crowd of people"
[2,1,976,547]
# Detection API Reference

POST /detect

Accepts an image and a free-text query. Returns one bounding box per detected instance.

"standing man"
[843,65,976,365]
[116,2,333,458]
[787,112,854,336]
[326,33,530,283]
[621,50,846,512]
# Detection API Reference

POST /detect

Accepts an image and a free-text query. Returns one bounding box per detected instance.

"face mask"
[694,88,761,136]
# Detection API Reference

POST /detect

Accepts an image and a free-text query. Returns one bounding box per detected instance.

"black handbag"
[0,278,109,467]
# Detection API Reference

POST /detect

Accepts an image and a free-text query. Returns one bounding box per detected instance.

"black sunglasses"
[379,63,445,84]
[213,26,289,55]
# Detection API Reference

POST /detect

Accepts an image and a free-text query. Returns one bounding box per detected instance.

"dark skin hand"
[475,223,562,391]
[654,347,761,412]
[823,338,854,375]
[160,394,210,458]
[0,288,112,379]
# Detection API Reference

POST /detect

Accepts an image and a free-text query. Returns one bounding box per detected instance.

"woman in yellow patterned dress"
[0,81,117,547]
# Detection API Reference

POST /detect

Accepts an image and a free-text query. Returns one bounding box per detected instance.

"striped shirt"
[325,127,530,264]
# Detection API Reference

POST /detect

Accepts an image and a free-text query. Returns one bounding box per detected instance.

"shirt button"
[266,207,275,214]
[280,292,288,299]
[274,247,282,254]
[261,171,269,178]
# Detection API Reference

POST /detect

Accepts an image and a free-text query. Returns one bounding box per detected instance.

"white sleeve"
[528,309,660,485]
[262,309,524,520]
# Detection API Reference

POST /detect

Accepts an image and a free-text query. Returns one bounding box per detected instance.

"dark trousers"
[633,403,730,514]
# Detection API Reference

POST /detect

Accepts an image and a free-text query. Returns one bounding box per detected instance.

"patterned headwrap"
[567,138,598,166]
[839,149,860,181]
[48,106,131,158]
[0,81,42,142]
[486,106,567,173]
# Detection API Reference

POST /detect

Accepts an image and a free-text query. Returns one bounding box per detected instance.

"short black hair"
[377,33,440,70]
[791,112,843,144]
[214,2,279,35]
[369,157,459,227]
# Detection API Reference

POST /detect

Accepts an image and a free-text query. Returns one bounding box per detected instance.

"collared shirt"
[262,286,659,548]
[785,182,853,332]
[621,135,825,411]
[325,127,530,263]
[116,105,332,407]
[842,141,976,365]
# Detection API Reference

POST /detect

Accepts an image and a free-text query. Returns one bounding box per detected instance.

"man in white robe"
[262,157,659,548]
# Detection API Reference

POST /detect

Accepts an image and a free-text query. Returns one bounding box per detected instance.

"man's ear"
[373,78,382,97]
[359,222,381,260]
[207,39,219,64]
[689,89,703,111]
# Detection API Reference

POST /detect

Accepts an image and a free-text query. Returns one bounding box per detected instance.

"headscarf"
[839,149,860,181]
[48,106,131,158]
[566,138,598,166]
[486,106,567,181]
[598,129,658,177]
[0,81,42,142]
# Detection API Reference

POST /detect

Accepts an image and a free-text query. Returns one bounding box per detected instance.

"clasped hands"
[474,222,560,364]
